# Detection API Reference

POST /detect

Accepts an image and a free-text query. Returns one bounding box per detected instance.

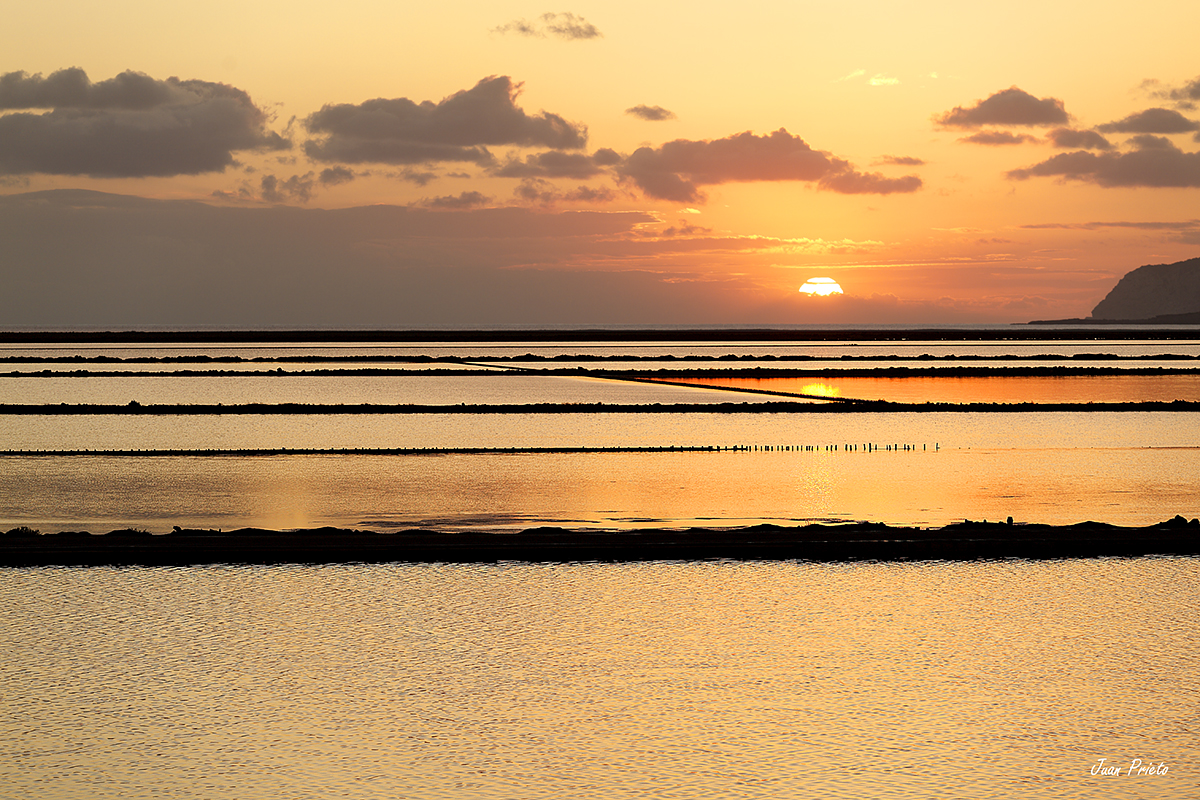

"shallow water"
[674,374,1200,403]
[1,558,1195,799]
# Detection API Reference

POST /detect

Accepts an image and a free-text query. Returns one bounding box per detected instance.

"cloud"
[933,86,1069,128]
[1022,217,1200,245]
[0,67,185,110]
[868,74,900,86]
[617,129,921,202]
[424,191,492,209]
[1046,128,1112,150]
[1096,107,1200,134]
[261,173,316,203]
[817,170,923,194]
[493,12,602,40]
[0,68,289,177]
[304,76,587,165]
[1148,75,1200,110]
[318,166,355,186]
[1008,137,1200,187]
[876,155,926,166]
[398,168,438,185]
[513,178,617,205]
[626,104,677,121]
[492,150,607,179]
[958,130,1038,145]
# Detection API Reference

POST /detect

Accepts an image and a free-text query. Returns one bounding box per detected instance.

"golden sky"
[2,0,1199,327]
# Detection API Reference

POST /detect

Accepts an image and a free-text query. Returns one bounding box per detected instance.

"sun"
[799,277,844,296]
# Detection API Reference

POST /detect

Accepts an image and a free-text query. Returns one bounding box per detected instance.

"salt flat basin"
[670,373,1200,403]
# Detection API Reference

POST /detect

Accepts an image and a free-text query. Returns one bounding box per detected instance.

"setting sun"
[799,277,844,296]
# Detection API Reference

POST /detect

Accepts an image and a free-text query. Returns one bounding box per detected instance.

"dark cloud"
[933,87,1069,128]
[958,130,1037,145]
[493,12,602,40]
[493,150,605,179]
[1096,107,1200,134]
[626,105,677,121]
[564,185,617,203]
[1008,137,1200,187]
[318,166,355,186]
[818,170,923,194]
[1024,217,1200,247]
[658,221,712,237]
[876,155,926,166]
[1148,75,1200,110]
[592,148,621,166]
[261,173,316,203]
[1126,134,1176,150]
[1046,128,1112,150]
[424,191,492,209]
[513,178,618,205]
[304,76,587,166]
[398,169,438,185]
[0,67,183,110]
[617,129,921,202]
[0,68,289,177]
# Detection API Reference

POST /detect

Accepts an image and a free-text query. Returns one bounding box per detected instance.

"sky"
[2,0,1199,328]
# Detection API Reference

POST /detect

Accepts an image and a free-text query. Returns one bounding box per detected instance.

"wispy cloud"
[626,104,677,121]
[493,12,602,40]
[958,130,1038,146]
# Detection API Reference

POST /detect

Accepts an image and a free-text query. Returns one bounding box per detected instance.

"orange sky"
[2,0,1199,327]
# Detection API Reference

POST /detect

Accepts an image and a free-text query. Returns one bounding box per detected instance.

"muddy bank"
[3,518,1198,567]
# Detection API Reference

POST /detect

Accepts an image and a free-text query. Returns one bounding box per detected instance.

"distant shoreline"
[3,326,1200,344]
[3,518,1198,566]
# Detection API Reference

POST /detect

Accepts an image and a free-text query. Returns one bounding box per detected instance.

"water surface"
[1,558,1194,799]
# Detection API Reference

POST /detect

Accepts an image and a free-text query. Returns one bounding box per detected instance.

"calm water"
[1,558,1195,799]
[675,374,1200,403]
[3,335,1199,799]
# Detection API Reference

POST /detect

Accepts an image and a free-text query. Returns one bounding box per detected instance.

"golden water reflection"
[675,374,1200,403]
[1,558,1194,799]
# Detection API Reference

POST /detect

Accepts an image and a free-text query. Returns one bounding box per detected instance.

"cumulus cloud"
[626,105,677,121]
[0,67,289,177]
[304,76,587,166]
[958,130,1037,145]
[318,166,355,186]
[933,86,1069,128]
[1008,136,1200,187]
[876,155,926,166]
[492,150,606,179]
[1046,128,1112,150]
[261,173,316,203]
[1096,107,1200,134]
[424,191,493,209]
[617,128,922,202]
[493,12,602,40]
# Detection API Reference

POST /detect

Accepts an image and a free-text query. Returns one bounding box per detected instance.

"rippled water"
[1,558,1195,799]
